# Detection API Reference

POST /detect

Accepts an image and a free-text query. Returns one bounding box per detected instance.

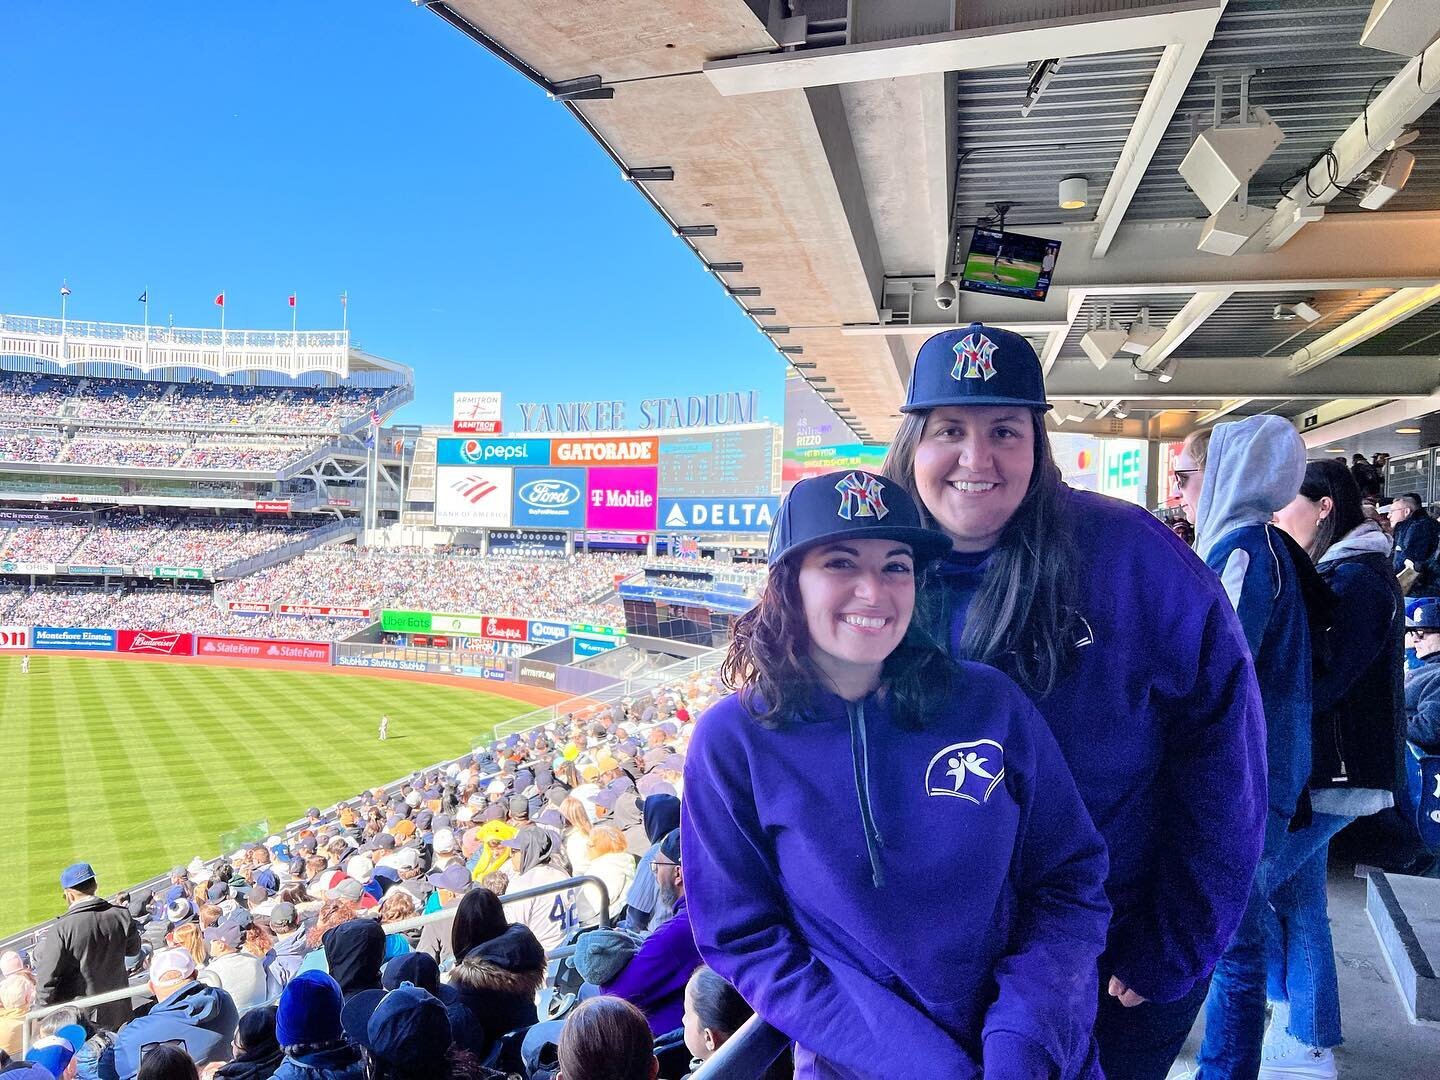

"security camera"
[934,280,958,310]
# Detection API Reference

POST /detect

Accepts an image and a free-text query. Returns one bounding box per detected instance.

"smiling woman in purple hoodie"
[883,325,1268,1080]
[683,469,1111,1080]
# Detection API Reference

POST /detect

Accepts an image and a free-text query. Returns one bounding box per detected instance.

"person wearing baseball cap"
[111,948,239,1080]
[31,863,141,1032]
[683,468,1109,1079]
[882,323,1267,1076]
[1407,599,1440,751]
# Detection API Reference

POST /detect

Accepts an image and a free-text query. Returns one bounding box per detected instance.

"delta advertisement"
[196,636,332,664]
[117,630,196,656]
[32,626,118,651]
[657,496,778,534]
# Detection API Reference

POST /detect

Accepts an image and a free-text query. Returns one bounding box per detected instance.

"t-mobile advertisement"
[586,466,658,530]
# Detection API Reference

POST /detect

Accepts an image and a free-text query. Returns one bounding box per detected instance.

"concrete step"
[1366,870,1440,1022]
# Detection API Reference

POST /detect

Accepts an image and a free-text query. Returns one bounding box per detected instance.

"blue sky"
[0,3,786,428]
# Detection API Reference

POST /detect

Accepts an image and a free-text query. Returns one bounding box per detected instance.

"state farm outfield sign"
[0,626,30,649]
[197,636,332,664]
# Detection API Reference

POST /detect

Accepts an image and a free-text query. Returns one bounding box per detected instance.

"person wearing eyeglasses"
[683,470,1110,1080]
[1405,601,1440,752]
[593,830,699,1037]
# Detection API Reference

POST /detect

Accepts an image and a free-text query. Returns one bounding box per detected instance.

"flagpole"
[340,291,348,333]
[59,280,69,362]
[141,287,150,372]
[291,291,297,336]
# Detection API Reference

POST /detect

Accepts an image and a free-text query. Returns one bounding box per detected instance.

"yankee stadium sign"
[516,390,759,433]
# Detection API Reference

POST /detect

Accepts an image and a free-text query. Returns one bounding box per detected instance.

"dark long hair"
[687,965,753,1038]
[450,887,507,963]
[138,1044,199,1080]
[720,555,957,728]
[557,996,654,1080]
[1299,459,1367,559]
[883,410,1081,697]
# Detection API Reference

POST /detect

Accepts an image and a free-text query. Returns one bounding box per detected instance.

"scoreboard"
[659,428,776,496]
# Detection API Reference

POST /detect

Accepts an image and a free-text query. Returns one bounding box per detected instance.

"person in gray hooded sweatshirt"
[1188,414,1311,1080]
[1267,458,1403,1078]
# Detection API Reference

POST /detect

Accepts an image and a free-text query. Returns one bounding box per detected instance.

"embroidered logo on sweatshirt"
[834,472,889,521]
[924,740,1005,804]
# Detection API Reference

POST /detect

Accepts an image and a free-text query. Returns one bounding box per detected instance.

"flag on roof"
[214,292,225,307]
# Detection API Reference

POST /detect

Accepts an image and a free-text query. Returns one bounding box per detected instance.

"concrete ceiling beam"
[1045,354,1440,400]
[703,1,1226,95]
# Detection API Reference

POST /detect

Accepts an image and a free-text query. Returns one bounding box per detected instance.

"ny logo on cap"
[951,332,998,382]
[834,472,889,521]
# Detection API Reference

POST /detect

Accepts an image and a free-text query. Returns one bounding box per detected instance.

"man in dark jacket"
[1405,600,1440,750]
[1389,494,1440,584]
[33,863,141,1031]
[111,948,240,1080]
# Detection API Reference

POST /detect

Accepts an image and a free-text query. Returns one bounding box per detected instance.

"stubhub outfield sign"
[658,496,779,534]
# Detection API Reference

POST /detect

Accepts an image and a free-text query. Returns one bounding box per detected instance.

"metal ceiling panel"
[1125,0,1436,221]
[1173,287,1395,357]
[1349,303,1440,355]
[1056,293,1190,360]
[950,47,1165,252]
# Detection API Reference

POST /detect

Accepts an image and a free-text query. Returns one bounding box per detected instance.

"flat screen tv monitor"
[959,227,1061,302]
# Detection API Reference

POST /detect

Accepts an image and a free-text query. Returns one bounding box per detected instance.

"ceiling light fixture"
[1397,426,1422,434]
[678,225,718,237]
[1058,176,1089,210]
[1291,284,1440,374]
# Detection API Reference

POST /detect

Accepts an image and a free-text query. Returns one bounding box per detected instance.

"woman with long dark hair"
[684,470,1110,1079]
[1270,458,1404,1074]
[882,325,1267,1080]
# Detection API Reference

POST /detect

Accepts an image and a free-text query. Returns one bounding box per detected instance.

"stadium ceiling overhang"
[422,0,1440,443]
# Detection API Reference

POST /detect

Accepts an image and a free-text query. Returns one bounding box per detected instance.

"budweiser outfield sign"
[118,630,196,656]
[196,636,332,664]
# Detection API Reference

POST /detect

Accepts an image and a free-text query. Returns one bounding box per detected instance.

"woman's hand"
[1107,975,1147,1008]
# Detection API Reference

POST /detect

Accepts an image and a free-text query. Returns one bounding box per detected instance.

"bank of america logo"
[452,474,500,504]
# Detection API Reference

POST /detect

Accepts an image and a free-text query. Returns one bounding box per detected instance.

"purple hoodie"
[937,487,1268,1002]
[683,662,1110,1080]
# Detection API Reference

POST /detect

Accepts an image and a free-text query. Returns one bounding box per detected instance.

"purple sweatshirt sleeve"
[1114,568,1267,1003]
[683,718,982,1080]
[600,909,699,1032]
[982,710,1110,1078]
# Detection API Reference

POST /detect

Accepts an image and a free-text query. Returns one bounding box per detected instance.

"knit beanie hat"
[277,970,344,1048]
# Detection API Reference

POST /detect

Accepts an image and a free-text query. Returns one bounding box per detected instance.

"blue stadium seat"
[1405,741,1440,852]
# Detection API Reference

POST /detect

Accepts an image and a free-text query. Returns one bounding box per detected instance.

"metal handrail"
[20,874,610,1053]
[689,1014,791,1079]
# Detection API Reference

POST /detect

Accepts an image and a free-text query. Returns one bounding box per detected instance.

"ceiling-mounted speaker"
[1361,0,1440,57]
[1179,107,1285,214]
[1198,203,1270,256]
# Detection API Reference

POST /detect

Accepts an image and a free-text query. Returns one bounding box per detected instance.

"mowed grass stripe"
[4,656,528,937]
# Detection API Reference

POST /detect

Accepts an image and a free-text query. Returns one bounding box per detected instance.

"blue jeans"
[1196,811,1287,1080]
[1265,811,1352,1049]
[1095,974,1211,1080]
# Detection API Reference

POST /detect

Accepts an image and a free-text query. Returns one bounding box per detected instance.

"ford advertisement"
[511,468,586,529]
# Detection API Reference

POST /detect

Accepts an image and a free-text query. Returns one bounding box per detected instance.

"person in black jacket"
[1271,460,1404,1075]
[216,1005,284,1080]
[1388,493,1439,589]
[32,863,141,1031]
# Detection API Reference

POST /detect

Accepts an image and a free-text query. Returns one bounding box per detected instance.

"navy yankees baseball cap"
[901,323,1051,413]
[769,470,951,567]
[60,863,96,890]
[1408,599,1440,631]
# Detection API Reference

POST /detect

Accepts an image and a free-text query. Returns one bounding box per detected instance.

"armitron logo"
[130,632,183,654]
[518,479,580,508]
[451,474,500,505]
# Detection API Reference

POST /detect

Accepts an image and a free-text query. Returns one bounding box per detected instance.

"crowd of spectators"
[1,519,321,570]
[2,675,749,1080]
[216,549,646,626]
[0,372,389,433]
[0,427,65,464]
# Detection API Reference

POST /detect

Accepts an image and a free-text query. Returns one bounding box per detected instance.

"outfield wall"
[0,622,622,695]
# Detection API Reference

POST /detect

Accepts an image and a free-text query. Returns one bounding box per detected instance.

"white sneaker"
[1257,1043,1336,1080]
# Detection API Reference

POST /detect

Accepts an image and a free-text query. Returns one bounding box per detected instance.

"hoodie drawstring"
[846,699,886,888]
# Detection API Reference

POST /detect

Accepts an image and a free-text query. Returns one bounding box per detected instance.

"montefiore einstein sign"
[516,390,759,433]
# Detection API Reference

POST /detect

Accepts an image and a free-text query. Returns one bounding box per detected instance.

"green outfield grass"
[963,252,1043,290]
[1,656,534,938]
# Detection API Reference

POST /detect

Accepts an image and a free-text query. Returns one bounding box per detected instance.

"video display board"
[658,428,775,496]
